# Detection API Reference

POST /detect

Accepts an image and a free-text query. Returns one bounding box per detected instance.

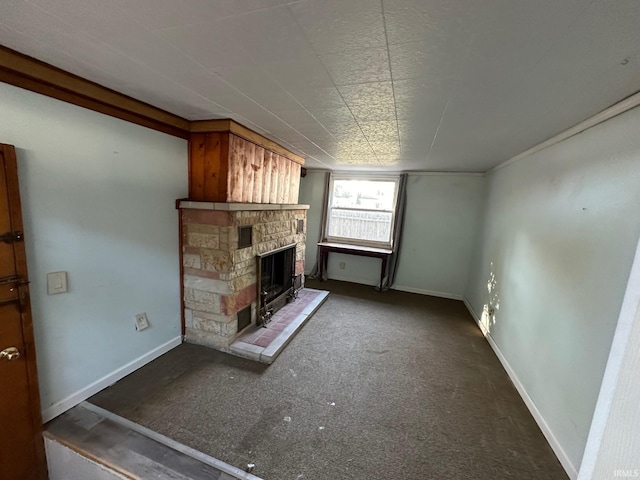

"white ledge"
[178,201,310,211]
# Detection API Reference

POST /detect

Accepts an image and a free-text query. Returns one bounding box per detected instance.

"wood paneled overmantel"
[188,120,304,204]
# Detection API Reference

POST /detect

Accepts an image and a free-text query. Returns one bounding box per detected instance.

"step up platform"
[45,402,263,480]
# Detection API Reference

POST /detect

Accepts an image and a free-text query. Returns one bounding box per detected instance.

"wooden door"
[0,144,47,479]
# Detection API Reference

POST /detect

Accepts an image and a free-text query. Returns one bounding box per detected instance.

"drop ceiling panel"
[1,0,639,172]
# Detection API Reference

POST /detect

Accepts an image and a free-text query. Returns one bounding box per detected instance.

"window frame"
[325,173,400,250]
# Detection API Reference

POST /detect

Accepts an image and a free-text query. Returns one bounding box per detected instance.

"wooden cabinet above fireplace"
[188,119,304,204]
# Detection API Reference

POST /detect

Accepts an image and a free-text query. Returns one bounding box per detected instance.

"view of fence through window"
[327,178,398,246]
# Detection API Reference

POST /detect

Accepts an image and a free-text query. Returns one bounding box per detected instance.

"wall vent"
[296,219,304,234]
[238,225,253,249]
[237,305,252,332]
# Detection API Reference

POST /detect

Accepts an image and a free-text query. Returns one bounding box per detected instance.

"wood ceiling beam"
[0,46,191,139]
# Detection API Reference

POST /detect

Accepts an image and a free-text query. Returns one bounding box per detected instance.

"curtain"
[308,171,331,280]
[378,173,408,291]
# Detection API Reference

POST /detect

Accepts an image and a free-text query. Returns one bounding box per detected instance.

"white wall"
[465,106,640,476]
[0,82,188,420]
[578,235,640,479]
[300,171,485,299]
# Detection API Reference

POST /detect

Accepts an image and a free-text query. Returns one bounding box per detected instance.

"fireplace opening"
[257,244,298,326]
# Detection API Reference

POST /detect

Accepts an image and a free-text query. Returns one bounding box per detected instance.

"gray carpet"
[90,280,568,480]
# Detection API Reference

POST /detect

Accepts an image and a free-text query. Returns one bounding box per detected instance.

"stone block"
[232,273,256,292]
[201,250,233,272]
[185,328,232,349]
[183,267,220,280]
[187,232,220,249]
[192,316,221,334]
[184,299,221,315]
[184,308,194,329]
[184,274,231,294]
[189,224,220,235]
[183,253,201,269]
[221,284,257,315]
[232,247,255,263]
[181,209,231,226]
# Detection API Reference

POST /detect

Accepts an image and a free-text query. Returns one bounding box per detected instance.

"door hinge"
[0,231,23,244]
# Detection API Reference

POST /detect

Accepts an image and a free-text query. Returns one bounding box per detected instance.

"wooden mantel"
[188,120,304,204]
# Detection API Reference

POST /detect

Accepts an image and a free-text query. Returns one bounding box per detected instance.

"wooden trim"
[1,143,47,479]
[191,119,305,165]
[178,207,186,337]
[0,46,190,139]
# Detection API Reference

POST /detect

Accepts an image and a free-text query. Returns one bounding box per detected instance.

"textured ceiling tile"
[219,7,316,65]
[310,106,356,125]
[358,121,399,141]
[244,90,305,114]
[323,121,364,137]
[389,41,463,82]
[371,142,401,155]
[25,0,146,43]
[288,87,347,110]
[392,79,450,105]
[0,1,82,44]
[3,0,640,172]
[158,24,257,69]
[106,0,295,31]
[350,102,397,123]
[290,1,386,53]
[320,47,391,86]
[383,0,479,45]
[262,56,335,89]
[273,109,326,131]
[338,81,394,105]
[105,0,234,30]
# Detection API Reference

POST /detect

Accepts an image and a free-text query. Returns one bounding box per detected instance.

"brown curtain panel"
[308,171,331,279]
[378,173,408,291]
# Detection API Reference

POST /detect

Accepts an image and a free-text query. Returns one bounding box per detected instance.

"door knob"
[0,347,20,361]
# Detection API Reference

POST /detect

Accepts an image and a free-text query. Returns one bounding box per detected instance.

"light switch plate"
[47,271,68,295]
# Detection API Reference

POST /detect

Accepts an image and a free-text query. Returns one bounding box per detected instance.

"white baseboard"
[323,274,379,287]
[462,297,578,479]
[308,274,463,301]
[42,336,182,423]
[393,285,463,300]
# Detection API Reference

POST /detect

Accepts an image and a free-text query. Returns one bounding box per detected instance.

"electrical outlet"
[135,313,149,331]
[339,262,346,269]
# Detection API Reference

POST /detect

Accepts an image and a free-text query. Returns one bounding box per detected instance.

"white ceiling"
[1,0,640,171]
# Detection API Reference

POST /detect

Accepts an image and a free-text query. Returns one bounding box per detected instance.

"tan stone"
[183,253,201,269]
[201,249,233,272]
[233,273,256,292]
[184,299,221,315]
[185,328,233,349]
[187,232,220,249]
[192,316,221,334]
[184,308,194,328]
[189,224,221,235]
[184,274,231,294]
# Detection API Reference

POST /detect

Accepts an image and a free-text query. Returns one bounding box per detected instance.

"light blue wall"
[0,82,188,419]
[300,171,485,298]
[465,106,640,474]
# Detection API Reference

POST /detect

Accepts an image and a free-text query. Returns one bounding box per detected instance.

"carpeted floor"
[89,280,568,480]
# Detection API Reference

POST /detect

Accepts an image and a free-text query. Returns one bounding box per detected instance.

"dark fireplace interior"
[257,244,297,326]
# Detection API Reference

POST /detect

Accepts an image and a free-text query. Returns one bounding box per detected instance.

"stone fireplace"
[177,119,311,354]
[178,201,308,351]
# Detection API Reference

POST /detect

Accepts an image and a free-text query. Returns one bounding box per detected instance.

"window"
[326,175,400,249]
